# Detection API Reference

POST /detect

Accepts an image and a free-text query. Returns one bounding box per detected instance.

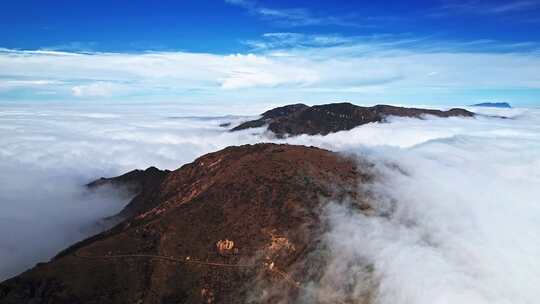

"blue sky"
[1,0,540,106]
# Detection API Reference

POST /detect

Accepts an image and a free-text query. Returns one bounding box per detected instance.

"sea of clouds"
[1,102,539,304]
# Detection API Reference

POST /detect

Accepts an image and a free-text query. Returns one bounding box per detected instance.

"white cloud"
[224,0,357,27]
[72,82,116,97]
[0,79,64,91]
[252,107,540,303]
[488,1,539,13]
[310,131,540,303]
[243,32,353,50]
[42,41,98,52]
[434,0,540,16]
[1,102,540,300]
[0,35,539,104]
[224,0,253,7]
[219,53,318,89]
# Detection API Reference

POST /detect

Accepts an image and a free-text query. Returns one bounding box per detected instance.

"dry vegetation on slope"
[0,144,374,304]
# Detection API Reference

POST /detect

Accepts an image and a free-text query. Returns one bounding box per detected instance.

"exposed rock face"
[0,144,371,304]
[231,102,475,137]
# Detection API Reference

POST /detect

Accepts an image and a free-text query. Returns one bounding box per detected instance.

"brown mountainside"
[231,102,474,137]
[0,144,372,304]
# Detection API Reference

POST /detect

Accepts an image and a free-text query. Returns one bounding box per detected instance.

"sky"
[1,0,540,106]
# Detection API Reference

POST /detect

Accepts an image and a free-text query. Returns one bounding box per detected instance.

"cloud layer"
[1,34,540,105]
[1,102,539,304]
[306,126,540,303]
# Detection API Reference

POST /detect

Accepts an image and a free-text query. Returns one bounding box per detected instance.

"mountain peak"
[0,144,372,304]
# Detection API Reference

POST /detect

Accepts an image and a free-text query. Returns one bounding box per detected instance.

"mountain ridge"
[0,143,373,304]
[231,102,475,137]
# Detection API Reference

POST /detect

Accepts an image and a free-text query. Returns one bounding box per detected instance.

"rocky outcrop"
[231,102,475,137]
[0,144,372,304]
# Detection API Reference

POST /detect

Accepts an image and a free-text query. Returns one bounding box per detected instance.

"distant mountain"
[0,144,371,304]
[231,102,475,138]
[470,102,512,108]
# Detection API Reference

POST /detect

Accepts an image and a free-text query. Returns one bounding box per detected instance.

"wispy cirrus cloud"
[486,1,540,13]
[243,32,354,51]
[224,0,359,27]
[245,32,540,54]
[42,41,99,52]
[433,0,540,16]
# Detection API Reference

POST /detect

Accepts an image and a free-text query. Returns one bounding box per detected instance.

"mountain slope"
[0,144,371,304]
